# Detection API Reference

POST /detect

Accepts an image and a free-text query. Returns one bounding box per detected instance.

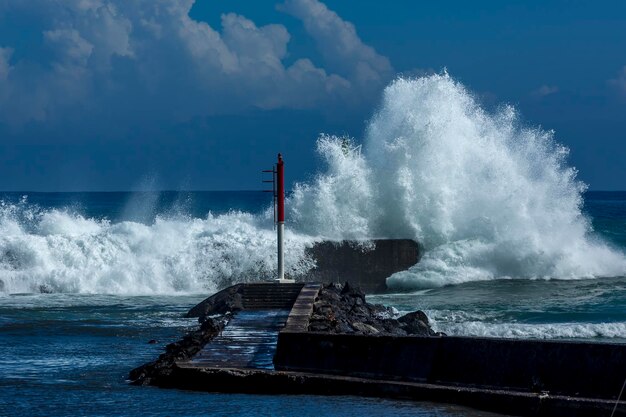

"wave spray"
[290,73,626,289]
[1,73,625,294]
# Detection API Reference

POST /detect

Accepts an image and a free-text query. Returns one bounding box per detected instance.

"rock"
[313,301,333,315]
[351,322,380,334]
[308,283,439,337]
[398,311,434,336]
[350,305,369,319]
[324,290,341,303]
[336,322,354,333]
[398,310,430,325]
[147,339,158,344]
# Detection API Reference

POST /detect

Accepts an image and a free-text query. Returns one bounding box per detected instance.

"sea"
[1,75,625,416]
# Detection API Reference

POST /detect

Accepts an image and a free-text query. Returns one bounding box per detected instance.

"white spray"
[290,73,626,289]
[1,73,625,295]
[0,199,316,294]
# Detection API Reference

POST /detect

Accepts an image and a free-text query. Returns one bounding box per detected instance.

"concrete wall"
[162,366,625,417]
[304,239,420,293]
[274,332,626,400]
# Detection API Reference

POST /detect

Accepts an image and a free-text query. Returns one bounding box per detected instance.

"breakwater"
[275,331,626,402]
[132,281,626,416]
[303,239,420,293]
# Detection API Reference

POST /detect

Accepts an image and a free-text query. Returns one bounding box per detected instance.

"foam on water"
[1,73,625,295]
[0,199,317,294]
[425,310,626,340]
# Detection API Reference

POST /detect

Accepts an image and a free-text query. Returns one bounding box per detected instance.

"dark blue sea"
[0,191,624,416]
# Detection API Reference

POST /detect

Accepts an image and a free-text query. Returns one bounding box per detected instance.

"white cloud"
[609,66,626,95]
[531,84,559,98]
[0,0,391,127]
[278,0,393,90]
[0,47,11,81]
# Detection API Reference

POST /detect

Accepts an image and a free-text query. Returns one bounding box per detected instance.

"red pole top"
[277,153,285,223]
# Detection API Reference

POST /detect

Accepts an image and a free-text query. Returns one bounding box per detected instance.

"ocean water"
[0,190,624,417]
[1,75,626,416]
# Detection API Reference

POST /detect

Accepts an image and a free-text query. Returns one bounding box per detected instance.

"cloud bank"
[0,0,393,128]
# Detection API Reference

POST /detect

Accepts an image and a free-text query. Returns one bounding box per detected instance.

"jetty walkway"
[184,282,312,370]
[190,310,290,369]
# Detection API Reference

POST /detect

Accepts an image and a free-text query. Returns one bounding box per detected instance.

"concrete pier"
[136,280,626,416]
[154,283,626,417]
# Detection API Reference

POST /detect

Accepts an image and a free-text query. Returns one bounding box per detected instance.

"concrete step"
[242,301,296,306]
[243,304,296,309]
[240,283,304,310]
[242,290,302,295]
[242,300,298,305]
[242,294,301,298]
[242,298,300,303]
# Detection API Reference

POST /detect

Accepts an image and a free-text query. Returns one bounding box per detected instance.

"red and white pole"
[276,153,285,282]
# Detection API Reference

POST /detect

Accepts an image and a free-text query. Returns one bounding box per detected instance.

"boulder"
[398,311,435,336]
[351,322,380,334]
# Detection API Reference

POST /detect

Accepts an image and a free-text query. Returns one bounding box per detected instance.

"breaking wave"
[291,73,626,289]
[425,310,626,340]
[0,198,317,295]
[1,73,625,295]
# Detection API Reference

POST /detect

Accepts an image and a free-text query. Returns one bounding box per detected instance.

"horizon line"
[0,190,624,197]
[0,189,283,193]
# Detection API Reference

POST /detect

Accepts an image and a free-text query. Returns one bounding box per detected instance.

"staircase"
[241,283,304,310]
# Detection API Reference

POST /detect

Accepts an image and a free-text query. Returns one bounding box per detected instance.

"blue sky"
[0,0,624,191]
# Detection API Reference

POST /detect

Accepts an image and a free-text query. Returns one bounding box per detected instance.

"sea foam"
[0,200,317,294]
[1,73,625,295]
[424,310,626,340]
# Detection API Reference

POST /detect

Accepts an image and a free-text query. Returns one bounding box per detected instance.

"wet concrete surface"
[190,310,290,369]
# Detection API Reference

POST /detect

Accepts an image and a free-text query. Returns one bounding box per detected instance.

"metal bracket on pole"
[261,153,293,283]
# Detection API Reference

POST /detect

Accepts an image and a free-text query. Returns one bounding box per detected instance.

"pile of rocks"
[308,283,444,337]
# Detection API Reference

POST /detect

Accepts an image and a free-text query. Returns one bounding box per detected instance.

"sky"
[0,0,624,191]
